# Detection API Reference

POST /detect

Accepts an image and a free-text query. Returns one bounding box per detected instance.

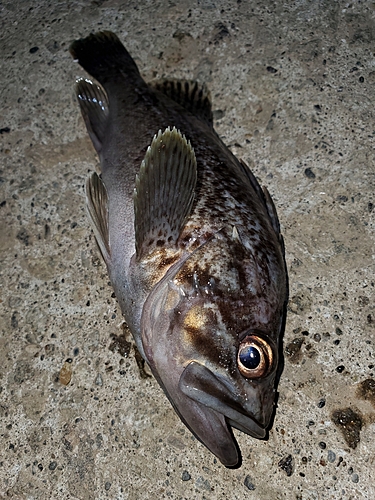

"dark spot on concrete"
[317,398,326,408]
[337,195,348,203]
[134,345,151,379]
[358,295,369,306]
[357,378,375,407]
[0,127,10,134]
[285,337,304,363]
[213,22,230,43]
[266,66,278,73]
[109,323,132,358]
[30,46,39,54]
[14,360,35,384]
[172,30,192,42]
[278,454,294,476]
[331,407,363,448]
[11,311,19,328]
[16,228,30,246]
[62,437,73,451]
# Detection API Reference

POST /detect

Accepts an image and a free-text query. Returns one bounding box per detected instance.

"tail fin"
[69,31,141,85]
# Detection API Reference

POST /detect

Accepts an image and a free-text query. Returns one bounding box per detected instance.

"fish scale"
[70,30,288,467]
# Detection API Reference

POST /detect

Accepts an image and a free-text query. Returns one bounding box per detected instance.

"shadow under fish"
[69,31,288,467]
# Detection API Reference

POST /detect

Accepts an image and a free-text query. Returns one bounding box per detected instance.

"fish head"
[140,231,286,466]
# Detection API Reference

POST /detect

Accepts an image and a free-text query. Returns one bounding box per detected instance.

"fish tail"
[69,31,142,85]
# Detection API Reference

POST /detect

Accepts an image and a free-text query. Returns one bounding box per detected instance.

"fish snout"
[179,360,275,440]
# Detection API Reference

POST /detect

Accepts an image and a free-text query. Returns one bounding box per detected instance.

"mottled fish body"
[70,31,288,467]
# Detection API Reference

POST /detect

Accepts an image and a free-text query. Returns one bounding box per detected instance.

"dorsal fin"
[75,78,109,154]
[239,159,281,239]
[134,127,197,259]
[86,172,110,264]
[151,79,213,128]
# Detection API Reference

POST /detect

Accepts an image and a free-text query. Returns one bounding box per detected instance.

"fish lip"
[179,361,273,439]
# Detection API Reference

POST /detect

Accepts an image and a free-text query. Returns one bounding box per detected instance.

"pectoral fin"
[86,172,110,264]
[133,127,197,259]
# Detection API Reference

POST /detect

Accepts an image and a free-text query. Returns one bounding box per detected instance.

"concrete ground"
[1,0,374,498]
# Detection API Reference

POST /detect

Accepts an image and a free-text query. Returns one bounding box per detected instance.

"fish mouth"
[179,360,270,440]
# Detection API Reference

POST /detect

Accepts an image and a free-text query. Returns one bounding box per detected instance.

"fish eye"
[237,335,274,379]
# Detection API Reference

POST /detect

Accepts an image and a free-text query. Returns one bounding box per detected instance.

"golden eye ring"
[237,335,274,379]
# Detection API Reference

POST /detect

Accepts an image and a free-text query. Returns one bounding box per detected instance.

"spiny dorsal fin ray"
[134,127,197,259]
[151,79,213,128]
[86,172,110,264]
[75,78,109,154]
[239,159,281,239]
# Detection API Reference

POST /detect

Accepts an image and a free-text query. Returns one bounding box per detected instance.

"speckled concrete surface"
[1,1,374,498]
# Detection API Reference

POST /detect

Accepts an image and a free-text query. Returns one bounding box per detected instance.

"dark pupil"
[239,346,260,370]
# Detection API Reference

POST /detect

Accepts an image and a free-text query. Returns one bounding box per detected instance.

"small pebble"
[317,399,326,408]
[95,373,103,386]
[105,481,111,491]
[352,473,359,483]
[244,475,256,490]
[181,471,191,481]
[319,441,327,449]
[59,361,72,385]
[304,167,316,179]
[336,365,345,373]
[327,450,336,463]
[49,461,57,471]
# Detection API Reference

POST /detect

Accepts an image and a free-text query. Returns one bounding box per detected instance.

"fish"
[69,31,288,467]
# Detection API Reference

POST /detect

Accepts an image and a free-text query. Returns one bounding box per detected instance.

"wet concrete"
[1,0,374,498]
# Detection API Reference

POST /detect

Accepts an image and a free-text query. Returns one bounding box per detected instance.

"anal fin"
[86,172,110,264]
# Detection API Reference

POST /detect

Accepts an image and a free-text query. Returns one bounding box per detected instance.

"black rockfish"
[69,31,288,467]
